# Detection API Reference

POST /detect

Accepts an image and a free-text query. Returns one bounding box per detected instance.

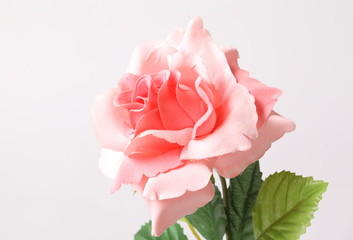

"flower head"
[93,17,295,236]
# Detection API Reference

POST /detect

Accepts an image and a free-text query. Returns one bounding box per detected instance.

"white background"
[1,0,352,239]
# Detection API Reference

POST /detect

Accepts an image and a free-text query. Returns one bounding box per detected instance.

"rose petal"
[148,182,214,236]
[127,72,170,129]
[98,148,124,180]
[213,112,296,178]
[168,51,211,111]
[116,90,134,105]
[192,77,217,138]
[134,109,165,135]
[166,28,184,48]
[128,100,149,129]
[168,52,207,89]
[112,149,184,192]
[143,161,212,200]
[117,73,141,92]
[169,52,208,122]
[124,134,180,157]
[235,69,282,126]
[149,70,171,108]
[178,17,236,93]
[124,128,193,156]
[158,70,195,130]
[92,88,129,151]
[125,75,153,127]
[127,41,176,75]
[176,83,206,122]
[222,47,239,75]
[181,82,258,160]
[132,75,152,102]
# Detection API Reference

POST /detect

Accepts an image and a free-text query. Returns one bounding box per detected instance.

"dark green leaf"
[228,161,263,240]
[185,186,227,240]
[134,221,188,240]
[252,171,328,240]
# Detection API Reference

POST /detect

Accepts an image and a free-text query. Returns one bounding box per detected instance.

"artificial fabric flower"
[93,17,295,236]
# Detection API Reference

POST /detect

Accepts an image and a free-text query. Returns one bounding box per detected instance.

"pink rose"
[93,17,295,236]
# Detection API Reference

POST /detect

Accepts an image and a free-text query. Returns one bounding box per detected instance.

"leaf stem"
[182,217,202,240]
[219,175,232,240]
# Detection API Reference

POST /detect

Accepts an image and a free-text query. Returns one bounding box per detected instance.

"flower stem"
[219,175,232,240]
[183,217,202,240]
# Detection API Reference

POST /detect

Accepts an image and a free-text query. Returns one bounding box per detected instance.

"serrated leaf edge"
[253,171,328,240]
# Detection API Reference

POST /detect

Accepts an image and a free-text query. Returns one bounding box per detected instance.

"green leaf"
[134,221,188,240]
[185,186,227,240]
[252,171,328,240]
[228,161,263,240]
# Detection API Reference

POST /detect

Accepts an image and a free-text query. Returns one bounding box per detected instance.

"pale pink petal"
[176,82,206,122]
[114,101,142,110]
[222,47,239,74]
[132,75,152,102]
[144,128,193,146]
[192,77,217,138]
[151,70,170,90]
[168,52,207,89]
[116,90,134,105]
[148,182,214,236]
[158,70,195,130]
[181,82,258,160]
[134,109,165,135]
[128,100,149,129]
[92,88,129,151]
[213,112,296,178]
[178,17,236,93]
[143,161,212,200]
[169,50,222,110]
[148,70,171,108]
[127,75,153,127]
[166,28,184,48]
[124,128,193,156]
[235,69,282,126]
[117,73,141,92]
[127,73,169,129]
[98,148,124,180]
[127,41,176,75]
[124,134,180,157]
[112,149,184,192]
[169,52,208,122]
